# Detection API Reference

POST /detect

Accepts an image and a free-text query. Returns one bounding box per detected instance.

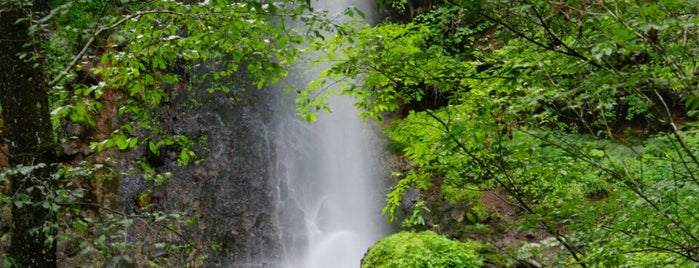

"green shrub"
[362,231,483,268]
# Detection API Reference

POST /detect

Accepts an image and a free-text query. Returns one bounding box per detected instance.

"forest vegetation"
[305,0,699,267]
[1,0,699,267]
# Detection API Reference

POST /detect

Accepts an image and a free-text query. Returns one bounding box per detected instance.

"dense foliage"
[361,231,483,268]
[308,0,699,266]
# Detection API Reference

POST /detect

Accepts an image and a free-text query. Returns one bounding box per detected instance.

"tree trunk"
[0,1,58,267]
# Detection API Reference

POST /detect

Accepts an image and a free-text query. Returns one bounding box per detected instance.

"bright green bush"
[361,231,483,268]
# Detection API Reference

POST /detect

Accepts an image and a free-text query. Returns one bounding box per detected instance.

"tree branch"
[472,6,602,69]
[527,3,600,68]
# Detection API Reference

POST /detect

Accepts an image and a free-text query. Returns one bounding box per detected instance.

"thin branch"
[474,6,602,69]
[653,89,699,168]
[528,3,599,68]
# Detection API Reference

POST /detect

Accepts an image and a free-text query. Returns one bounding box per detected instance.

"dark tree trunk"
[0,1,58,267]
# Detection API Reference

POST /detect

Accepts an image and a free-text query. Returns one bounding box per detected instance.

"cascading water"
[273,97,388,268]
[271,1,388,267]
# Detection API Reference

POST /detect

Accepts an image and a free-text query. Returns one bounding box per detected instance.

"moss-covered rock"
[362,231,483,268]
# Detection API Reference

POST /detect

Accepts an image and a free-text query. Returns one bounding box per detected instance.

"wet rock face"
[126,73,283,266]
[183,88,280,267]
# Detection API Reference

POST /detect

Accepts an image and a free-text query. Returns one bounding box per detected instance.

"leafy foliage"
[306,21,473,121]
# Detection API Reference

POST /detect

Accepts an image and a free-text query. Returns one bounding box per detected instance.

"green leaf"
[128,137,139,149]
[148,141,160,155]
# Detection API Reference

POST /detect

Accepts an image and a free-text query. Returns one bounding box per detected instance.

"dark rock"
[125,69,283,267]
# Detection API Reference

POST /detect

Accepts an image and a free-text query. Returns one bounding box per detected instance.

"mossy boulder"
[362,231,483,268]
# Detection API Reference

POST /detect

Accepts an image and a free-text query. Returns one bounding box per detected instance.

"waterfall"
[272,1,387,267]
[273,98,387,268]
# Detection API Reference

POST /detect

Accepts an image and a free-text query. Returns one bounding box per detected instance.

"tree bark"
[0,1,58,267]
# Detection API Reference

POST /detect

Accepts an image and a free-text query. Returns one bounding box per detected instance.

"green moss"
[471,201,487,221]
[362,231,483,268]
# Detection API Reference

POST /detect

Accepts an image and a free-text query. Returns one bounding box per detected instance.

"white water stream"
[274,97,386,268]
[272,1,387,267]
